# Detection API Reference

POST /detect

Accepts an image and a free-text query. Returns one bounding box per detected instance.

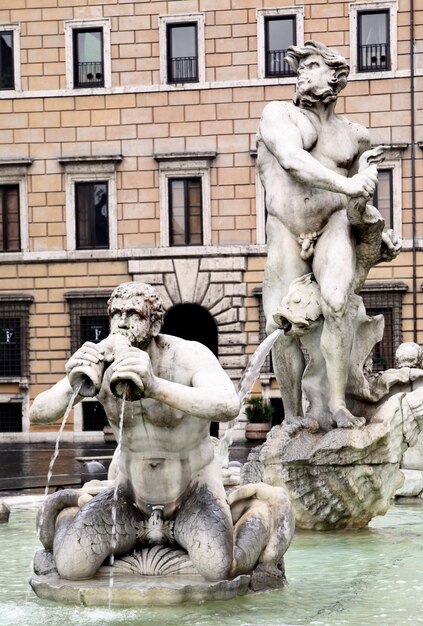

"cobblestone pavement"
[0,440,257,495]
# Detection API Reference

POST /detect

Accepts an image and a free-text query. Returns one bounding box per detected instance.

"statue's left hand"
[110,348,157,397]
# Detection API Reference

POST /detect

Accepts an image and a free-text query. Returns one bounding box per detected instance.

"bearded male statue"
[257,40,400,432]
[30,282,294,592]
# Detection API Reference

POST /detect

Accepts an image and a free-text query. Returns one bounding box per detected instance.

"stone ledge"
[30,573,250,607]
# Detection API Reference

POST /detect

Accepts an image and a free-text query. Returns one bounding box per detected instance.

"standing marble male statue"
[257,40,399,430]
[30,282,294,589]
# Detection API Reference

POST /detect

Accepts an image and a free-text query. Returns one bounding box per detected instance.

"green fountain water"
[1,502,422,626]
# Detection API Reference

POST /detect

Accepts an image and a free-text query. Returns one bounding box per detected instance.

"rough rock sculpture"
[258,379,423,529]
[30,282,295,604]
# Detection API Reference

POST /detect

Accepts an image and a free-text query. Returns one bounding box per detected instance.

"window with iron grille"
[75,181,109,249]
[66,294,110,355]
[167,23,198,83]
[0,402,22,432]
[169,177,203,246]
[0,184,20,252]
[264,16,296,78]
[82,401,108,431]
[357,10,390,72]
[361,284,406,371]
[373,168,393,230]
[0,31,14,90]
[73,28,104,88]
[0,296,32,379]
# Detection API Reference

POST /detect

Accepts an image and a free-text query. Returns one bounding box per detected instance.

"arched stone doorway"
[162,303,220,436]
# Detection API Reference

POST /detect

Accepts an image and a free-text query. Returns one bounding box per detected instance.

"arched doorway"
[162,303,220,436]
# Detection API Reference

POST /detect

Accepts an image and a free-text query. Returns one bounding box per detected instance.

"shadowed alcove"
[162,303,219,436]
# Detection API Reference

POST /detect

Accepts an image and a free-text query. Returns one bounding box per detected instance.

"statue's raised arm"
[257,40,402,432]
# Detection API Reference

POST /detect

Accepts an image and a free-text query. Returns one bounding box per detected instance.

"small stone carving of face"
[296,54,337,107]
[109,296,159,349]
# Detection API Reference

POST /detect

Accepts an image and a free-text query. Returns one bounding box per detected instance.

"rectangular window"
[357,10,390,72]
[75,181,109,250]
[361,285,405,371]
[0,402,22,433]
[0,317,20,376]
[0,297,31,380]
[73,28,104,88]
[374,169,393,230]
[0,185,20,252]
[264,16,296,77]
[0,31,14,90]
[169,178,203,246]
[167,23,198,83]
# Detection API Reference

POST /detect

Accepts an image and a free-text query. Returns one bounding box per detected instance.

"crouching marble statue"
[252,40,422,530]
[30,282,294,605]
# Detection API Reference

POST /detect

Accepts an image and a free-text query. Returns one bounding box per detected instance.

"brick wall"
[0,0,421,439]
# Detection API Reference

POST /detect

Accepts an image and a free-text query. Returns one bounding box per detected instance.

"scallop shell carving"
[113,545,197,576]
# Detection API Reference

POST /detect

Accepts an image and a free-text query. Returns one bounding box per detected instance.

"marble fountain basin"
[1,501,422,626]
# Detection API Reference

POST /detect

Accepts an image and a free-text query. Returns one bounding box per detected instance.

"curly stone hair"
[285,40,350,96]
[107,282,165,328]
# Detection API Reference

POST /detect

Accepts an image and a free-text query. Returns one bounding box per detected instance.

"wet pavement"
[0,440,257,496]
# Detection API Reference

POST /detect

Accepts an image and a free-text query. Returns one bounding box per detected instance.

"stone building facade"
[0,0,421,441]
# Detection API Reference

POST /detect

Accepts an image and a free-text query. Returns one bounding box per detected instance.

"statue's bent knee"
[321,291,347,319]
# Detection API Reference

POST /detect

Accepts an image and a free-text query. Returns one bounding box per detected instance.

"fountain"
[8,37,422,620]
[2,501,423,624]
[28,281,295,606]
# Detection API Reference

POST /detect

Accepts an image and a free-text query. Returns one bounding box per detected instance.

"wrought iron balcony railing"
[266,49,295,78]
[169,56,198,83]
[75,61,104,88]
[358,43,389,72]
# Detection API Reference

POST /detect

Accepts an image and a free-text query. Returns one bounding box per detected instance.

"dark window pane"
[365,307,393,370]
[75,181,109,250]
[374,169,393,229]
[0,402,22,432]
[169,179,186,246]
[169,178,203,246]
[167,23,198,82]
[358,11,390,71]
[188,180,202,244]
[0,32,14,90]
[73,29,104,87]
[0,185,20,252]
[82,401,108,431]
[80,314,109,344]
[0,317,21,376]
[265,17,296,77]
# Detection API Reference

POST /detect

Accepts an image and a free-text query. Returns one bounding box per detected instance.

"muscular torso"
[98,334,215,513]
[257,103,362,240]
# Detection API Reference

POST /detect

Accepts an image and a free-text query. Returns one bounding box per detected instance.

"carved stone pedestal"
[30,572,250,607]
[257,389,423,530]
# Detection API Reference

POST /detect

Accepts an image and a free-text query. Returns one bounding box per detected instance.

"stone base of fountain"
[256,388,423,530]
[30,571,250,606]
